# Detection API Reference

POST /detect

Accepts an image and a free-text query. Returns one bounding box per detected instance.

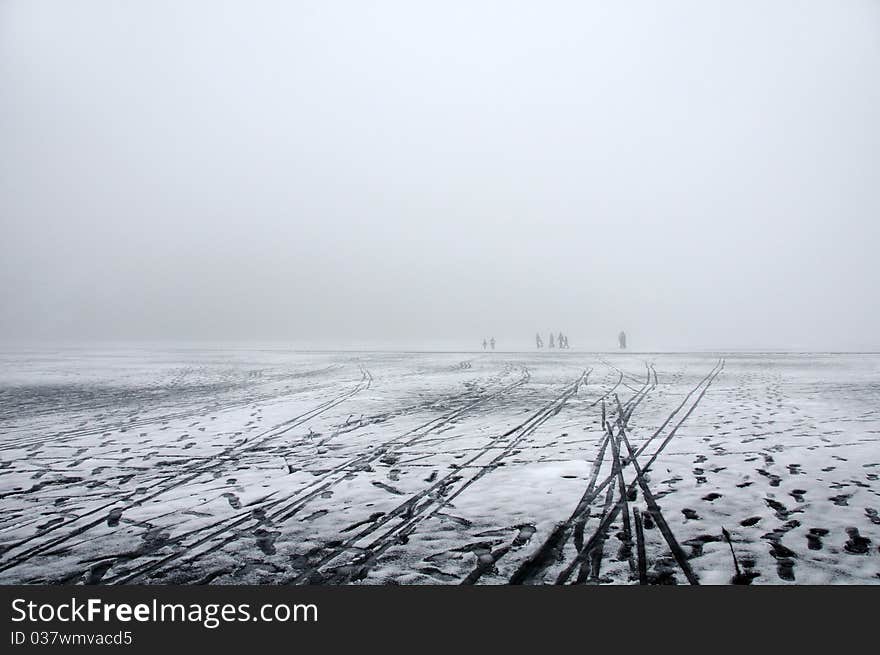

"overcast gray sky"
[1,1,879,350]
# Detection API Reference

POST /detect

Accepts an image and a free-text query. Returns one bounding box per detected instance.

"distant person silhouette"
[483,338,488,350]
[549,333,555,349]
[490,337,496,350]
[618,331,627,350]
[536,333,544,349]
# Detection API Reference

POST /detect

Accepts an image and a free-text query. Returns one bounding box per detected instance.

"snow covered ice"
[0,348,878,585]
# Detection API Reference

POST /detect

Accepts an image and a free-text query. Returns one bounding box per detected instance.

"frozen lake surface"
[1,349,878,584]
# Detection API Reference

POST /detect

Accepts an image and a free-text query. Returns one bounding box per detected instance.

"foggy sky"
[2,1,879,351]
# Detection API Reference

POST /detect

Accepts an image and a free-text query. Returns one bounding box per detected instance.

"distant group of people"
[531,330,627,350]
[536,332,570,349]
[480,331,627,351]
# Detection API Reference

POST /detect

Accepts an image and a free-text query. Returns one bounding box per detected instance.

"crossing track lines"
[287,370,589,584]
[0,368,374,577]
[552,359,724,585]
[103,367,533,584]
[509,362,653,584]
[508,359,723,585]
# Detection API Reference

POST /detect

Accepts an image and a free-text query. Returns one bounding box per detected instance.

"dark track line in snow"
[510,363,652,584]
[606,403,636,579]
[266,370,531,524]
[0,369,374,577]
[288,370,589,584]
[2,366,513,530]
[106,367,532,583]
[553,359,724,585]
[615,412,699,584]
